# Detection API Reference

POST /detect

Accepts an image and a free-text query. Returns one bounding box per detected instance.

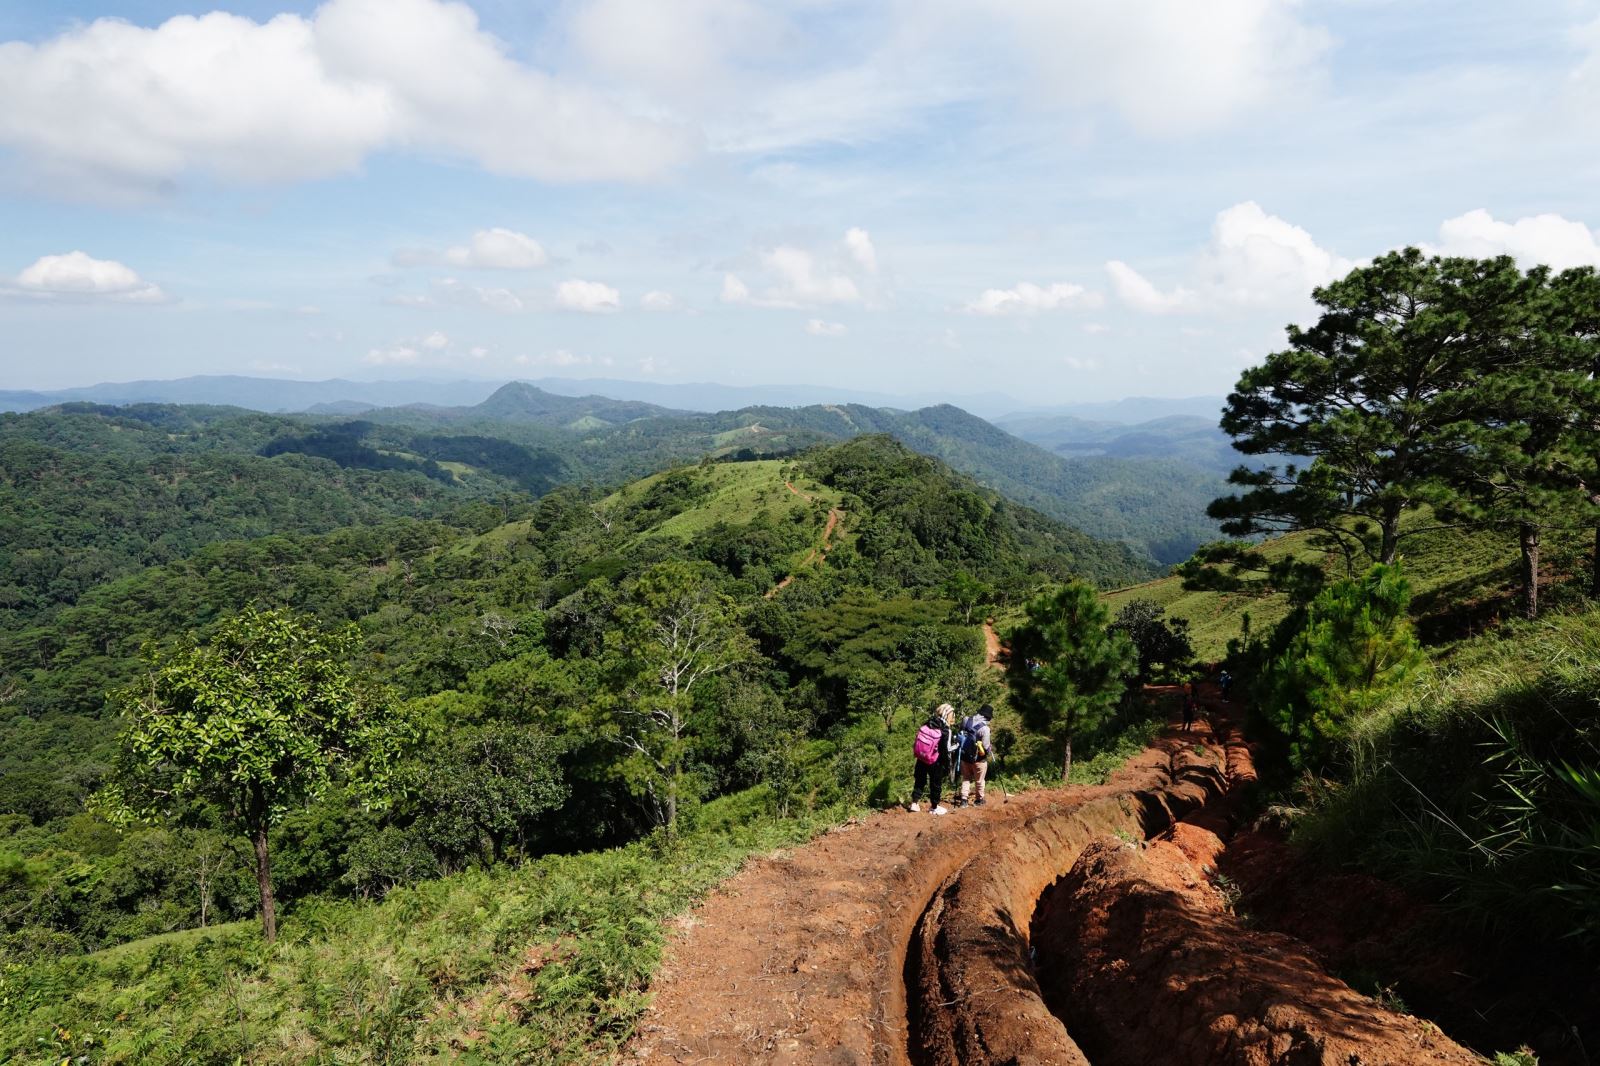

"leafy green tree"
[1004,583,1136,781]
[412,723,568,868]
[1108,599,1194,682]
[1265,563,1424,772]
[607,562,754,831]
[101,608,413,941]
[1212,251,1528,566]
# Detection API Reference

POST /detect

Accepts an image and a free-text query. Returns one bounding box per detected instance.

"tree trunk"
[1520,521,1541,621]
[1379,500,1403,565]
[1591,519,1600,599]
[252,820,277,943]
[1061,733,1073,783]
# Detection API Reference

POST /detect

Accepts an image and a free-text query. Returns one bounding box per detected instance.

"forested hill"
[360,383,1226,562]
[1,435,1144,959]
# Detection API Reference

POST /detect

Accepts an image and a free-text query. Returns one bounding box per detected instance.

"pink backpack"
[913,724,942,765]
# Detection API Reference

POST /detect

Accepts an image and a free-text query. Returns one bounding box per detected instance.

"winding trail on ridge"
[625,695,1480,1066]
[767,482,844,598]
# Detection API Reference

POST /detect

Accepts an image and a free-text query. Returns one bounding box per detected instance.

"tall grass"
[1295,609,1600,945]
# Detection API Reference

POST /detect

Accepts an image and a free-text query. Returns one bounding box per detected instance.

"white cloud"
[393,277,528,313]
[11,250,168,303]
[964,281,1102,315]
[1063,355,1099,371]
[0,0,693,197]
[723,232,870,308]
[805,318,847,337]
[554,278,621,313]
[844,228,878,274]
[641,290,678,311]
[442,228,548,270]
[986,0,1330,135]
[1108,202,1354,315]
[1105,260,1200,314]
[1082,322,1111,334]
[421,330,450,349]
[1199,201,1356,306]
[1435,209,1600,271]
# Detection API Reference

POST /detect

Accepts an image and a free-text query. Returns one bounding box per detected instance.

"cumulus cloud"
[844,228,878,274]
[721,230,872,308]
[805,318,847,336]
[964,281,1102,315]
[1435,209,1600,271]
[1108,202,1354,314]
[515,348,605,367]
[421,330,450,349]
[1083,322,1111,334]
[10,250,168,303]
[641,290,677,310]
[0,0,693,196]
[1063,355,1099,371]
[554,278,621,313]
[1105,261,1200,314]
[439,228,548,270]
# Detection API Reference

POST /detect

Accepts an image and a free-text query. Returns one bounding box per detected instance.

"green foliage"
[1263,564,1424,773]
[102,608,414,939]
[1004,582,1137,779]
[1107,599,1193,680]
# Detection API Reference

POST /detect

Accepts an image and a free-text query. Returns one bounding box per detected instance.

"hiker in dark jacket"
[958,705,995,807]
[910,703,957,815]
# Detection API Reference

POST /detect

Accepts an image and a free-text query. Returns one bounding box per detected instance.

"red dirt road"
[626,722,1229,1065]
[626,703,1482,1066]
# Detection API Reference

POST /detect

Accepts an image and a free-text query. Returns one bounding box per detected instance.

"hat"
[977,703,994,721]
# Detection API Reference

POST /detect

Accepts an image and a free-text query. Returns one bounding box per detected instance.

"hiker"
[910,703,957,815]
[1218,669,1233,701]
[1182,687,1199,731]
[958,704,995,807]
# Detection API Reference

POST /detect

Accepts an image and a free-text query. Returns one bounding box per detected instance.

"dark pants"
[912,759,946,807]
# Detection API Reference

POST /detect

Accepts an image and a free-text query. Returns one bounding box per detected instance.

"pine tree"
[1004,582,1136,781]
[1266,564,1424,773]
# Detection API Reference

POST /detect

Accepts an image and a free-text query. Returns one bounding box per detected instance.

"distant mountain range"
[0,374,1224,424]
[2,375,1238,563]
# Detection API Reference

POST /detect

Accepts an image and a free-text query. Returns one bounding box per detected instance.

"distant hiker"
[910,703,956,815]
[1218,670,1233,701]
[958,705,995,807]
[1182,688,1199,732]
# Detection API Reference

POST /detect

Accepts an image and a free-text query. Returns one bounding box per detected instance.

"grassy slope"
[1103,512,1533,662]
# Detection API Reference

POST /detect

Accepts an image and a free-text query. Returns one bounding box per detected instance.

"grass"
[1,807,842,1065]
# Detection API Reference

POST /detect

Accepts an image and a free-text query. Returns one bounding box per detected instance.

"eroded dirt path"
[626,720,1225,1065]
[626,697,1484,1066]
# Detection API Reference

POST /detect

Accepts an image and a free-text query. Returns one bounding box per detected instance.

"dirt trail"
[767,483,844,598]
[981,619,1002,666]
[627,697,1484,1066]
[627,719,1227,1065]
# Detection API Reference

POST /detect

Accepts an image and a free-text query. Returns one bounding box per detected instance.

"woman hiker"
[910,703,957,816]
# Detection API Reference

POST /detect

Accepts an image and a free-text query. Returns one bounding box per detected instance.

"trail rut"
[627,699,1483,1065]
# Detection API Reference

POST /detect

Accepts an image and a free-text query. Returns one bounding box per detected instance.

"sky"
[3,1,1600,401]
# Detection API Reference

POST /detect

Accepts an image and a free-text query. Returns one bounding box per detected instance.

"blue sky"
[3,0,1600,401]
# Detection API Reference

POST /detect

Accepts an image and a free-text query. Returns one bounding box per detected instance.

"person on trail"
[1182,687,1199,732]
[1218,669,1233,701]
[910,703,956,815]
[958,705,995,807]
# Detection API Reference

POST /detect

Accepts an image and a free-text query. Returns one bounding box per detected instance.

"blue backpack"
[958,717,988,762]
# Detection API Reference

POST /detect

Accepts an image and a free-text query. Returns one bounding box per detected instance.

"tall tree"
[102,608,412,942]
[608,562,753,831]
[1212,251,1526,566]
[1546,267,1600,597]
[1004,582,1136,781]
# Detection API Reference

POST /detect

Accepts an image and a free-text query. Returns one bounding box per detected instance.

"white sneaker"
[909,802,920,812]
[932,805,949,816]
